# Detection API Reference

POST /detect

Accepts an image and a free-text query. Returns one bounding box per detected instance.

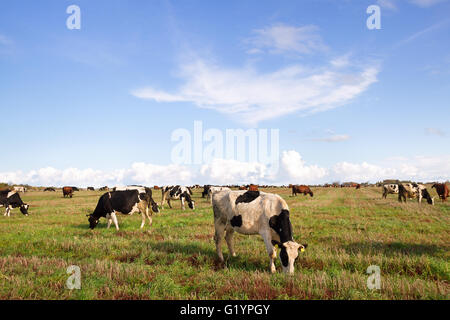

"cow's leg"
[225,225,236,258]
[181,197,185,210]
[260,231,276,273]
[160,191,166,209]
[167,199,172,209]
[105,213,112,229]
[111,211,119,231]
[214,220,226,263]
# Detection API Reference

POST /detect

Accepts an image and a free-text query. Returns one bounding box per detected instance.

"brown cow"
[292,185,313,197]
[355,184,361,189]
[62,187,74,198]
[432,183,449,202]
[239,186,247,190]
[248,184,259,191]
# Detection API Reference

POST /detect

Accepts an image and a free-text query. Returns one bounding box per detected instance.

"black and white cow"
[0,190,29,217]
[161,186,195,210]
[398,183,434,205]
[207,186,231,202]
[212,189,307,274]
[382,184,399,198]
[87,187,159,230]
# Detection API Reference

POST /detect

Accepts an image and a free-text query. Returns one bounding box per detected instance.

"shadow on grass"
[343,241,443,257]
[149,241,267,272]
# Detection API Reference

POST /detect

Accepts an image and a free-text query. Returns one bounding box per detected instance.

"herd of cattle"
[0,182,448,273]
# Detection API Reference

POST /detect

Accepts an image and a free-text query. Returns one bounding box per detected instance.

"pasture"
[0,187,448,299]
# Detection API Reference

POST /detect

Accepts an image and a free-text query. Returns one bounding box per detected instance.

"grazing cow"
[207,186,231,202]
[13,186,26,193]
[431,183,449,202]
[0,190,29,217]
[382,184,399,198]
[63,187,74,198]
[201,185,211,198]
[355,184,361,189]
[99,186,109,191]
[398,183,434,205]
[161,186,195,210]
[292,185,313,197]
[44,187,56,192]
[212,189,306,274]
[88,188,159,230]
[87,187,95,191]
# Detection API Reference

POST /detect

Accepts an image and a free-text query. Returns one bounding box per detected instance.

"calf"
[0,190,29,217]
[382,184,399,198]
[212,189,306,274]
[88,188,158,230]
[398,183,434,205]
[432,183,449,202]
[44,187,56,192]
[161,186,195,210]
[63,187,74,198]
[292,185,313,197]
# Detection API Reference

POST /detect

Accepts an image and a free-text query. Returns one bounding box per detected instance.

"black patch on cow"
[279,246,289,267]
[169,186,180,198]
[230,215,243,227]
[269,209,293,243]
[235,191,260,205]
[421,188,433,204]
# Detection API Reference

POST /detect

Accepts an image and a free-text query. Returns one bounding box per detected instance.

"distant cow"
[248,184,259,191]
[432,183,449,202]
[99,186,109,191]
[201,185,211,198]
[212,189,306,274]
[398,183,434,205]
[44,187,56,192]
[87,188,159,230]
[207,186,231,202]
[0,190,29,217]
[355,184,361,189]
[154,186,160,190]
[63,187,74,198]
[87,187,95,191]
[13,186,26,193]
[161,186,195,210]
[292,185,313,197]
[382,184,399,198]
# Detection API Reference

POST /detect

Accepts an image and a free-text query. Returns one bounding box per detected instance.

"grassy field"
[0,187,448,300]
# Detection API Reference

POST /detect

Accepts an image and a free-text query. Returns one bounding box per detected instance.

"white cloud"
[409,0,447,7]
[132,59,379,125]
[311,134,350,142]
[425,127,445,136]
[279,150,329,184]
[245,24,327,55]
[377,0,398,10]
[2,153,448,187]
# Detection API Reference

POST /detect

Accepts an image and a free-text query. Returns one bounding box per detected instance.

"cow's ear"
[271,240,282,247]
[269,215,278,229]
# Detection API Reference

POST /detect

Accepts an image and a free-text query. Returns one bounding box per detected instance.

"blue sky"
[0,0,449,186]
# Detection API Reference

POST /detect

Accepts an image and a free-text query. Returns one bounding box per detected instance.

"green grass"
[0,187,448,299]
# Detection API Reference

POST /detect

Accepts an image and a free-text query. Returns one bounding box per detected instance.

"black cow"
[87,187,95,191]
[202,185,211,198]
[0,190,29,217]
[44,187,56,192]
[87,188,159,230]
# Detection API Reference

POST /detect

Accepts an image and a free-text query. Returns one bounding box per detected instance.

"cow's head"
[184,192,195,210]
[275,241,307,274]
[309,191,314,197]
[87,214,99,229]
[20,204,29,216]
[150,199,160,213]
